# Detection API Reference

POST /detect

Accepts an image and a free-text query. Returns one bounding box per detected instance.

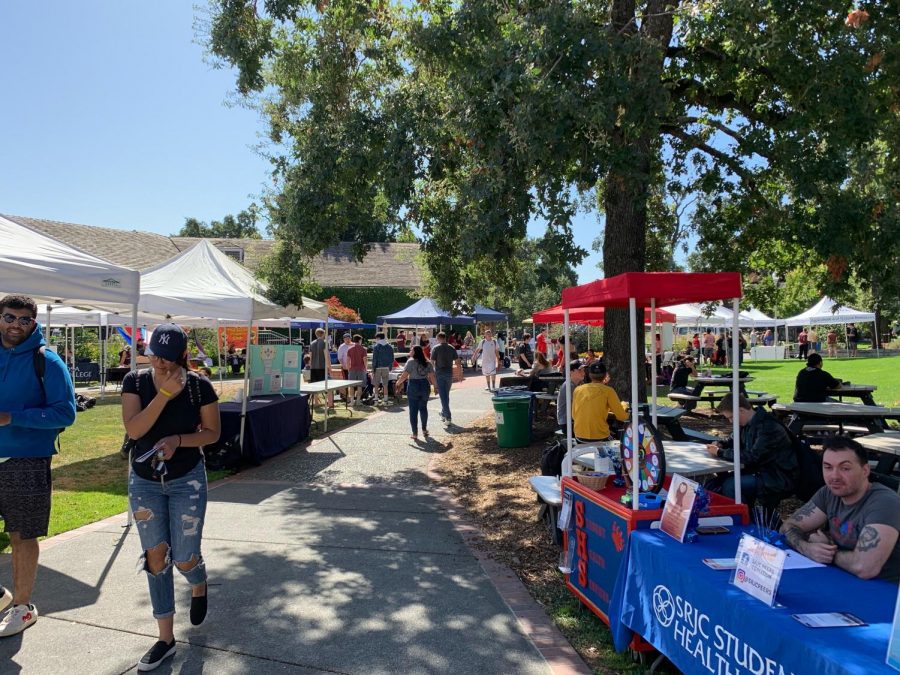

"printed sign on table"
[660,474,698,543]
[731,534,786,607]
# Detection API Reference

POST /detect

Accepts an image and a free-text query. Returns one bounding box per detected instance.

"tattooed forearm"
[790,501,819,522]
[782,525,807,551]
[856,526,881,553]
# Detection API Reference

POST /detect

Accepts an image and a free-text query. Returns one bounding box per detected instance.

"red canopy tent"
[532,303,676,325]
[559,271,744,506]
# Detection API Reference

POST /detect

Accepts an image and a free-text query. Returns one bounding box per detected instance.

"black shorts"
[0,456,52,539]
[309,368,326,383]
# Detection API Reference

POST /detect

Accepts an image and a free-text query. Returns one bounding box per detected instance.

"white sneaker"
[0,587,11,614]
[0,604,38,637]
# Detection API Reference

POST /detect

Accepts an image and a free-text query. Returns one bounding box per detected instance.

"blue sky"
[0,2,604,281]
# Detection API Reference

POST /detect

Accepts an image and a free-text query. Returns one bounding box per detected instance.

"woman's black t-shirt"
[122,370,218,481]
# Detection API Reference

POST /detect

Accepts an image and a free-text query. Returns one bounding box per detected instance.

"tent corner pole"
[650,300,657,430]
[629,298,640,509]
[731,298,741,505]
[216,320,224,396]
[563,309,572,477]
[238,319,252,450]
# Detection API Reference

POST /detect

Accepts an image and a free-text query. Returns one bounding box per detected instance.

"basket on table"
[574,472,609,491]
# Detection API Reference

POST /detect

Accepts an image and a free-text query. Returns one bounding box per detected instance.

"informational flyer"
[793,612,866,629]
[731,534,787,607]
[284,350,300,369]
[660,474,698,542]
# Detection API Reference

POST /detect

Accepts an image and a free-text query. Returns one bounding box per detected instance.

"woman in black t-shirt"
[121,324,220,671]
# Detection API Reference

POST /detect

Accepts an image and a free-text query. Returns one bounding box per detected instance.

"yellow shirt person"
[572,362,629,440]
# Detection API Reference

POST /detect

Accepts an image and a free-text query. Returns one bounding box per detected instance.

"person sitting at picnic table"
[572,361,629,442]
[781,436,900,581]
[705,393,797,508]
[522,351,555,391]
[669,356,701,410]
[794,353,842,403]
[557,360,585,433]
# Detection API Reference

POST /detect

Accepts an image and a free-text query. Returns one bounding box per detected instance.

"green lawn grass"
[703,355,900,408]
[1,398,374,552]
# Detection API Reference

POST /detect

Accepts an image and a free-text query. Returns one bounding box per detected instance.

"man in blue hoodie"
[0,295,76,637]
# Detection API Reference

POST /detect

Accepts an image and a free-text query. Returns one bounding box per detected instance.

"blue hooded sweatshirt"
[0,323,76,457]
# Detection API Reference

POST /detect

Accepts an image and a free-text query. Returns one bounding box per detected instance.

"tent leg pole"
[651,300,657,430]
[732,298,741,505]
[238,320,252,452]
[563,310,572,477]
[629,299,640,509]
[216,320,224,396]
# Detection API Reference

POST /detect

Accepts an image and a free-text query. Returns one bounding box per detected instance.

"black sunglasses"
[2,313,35,327]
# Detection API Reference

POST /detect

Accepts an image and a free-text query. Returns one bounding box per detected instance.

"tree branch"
[675,115,773,159]
[669,78,786,126]
[666,45,778,81]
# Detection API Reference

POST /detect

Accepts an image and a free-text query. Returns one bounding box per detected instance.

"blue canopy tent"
[472,305,507,322]
[377,298,474,325]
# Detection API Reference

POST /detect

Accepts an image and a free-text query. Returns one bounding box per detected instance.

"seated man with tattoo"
[780,436,900,581]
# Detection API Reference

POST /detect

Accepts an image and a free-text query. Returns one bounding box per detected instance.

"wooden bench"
[528,476,562,546]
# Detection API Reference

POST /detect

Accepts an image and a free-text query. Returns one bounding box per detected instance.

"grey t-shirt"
[430,342,458,373]
[811,483,900,581]
[309,338,328,370]
[403,359,434,380]
[557,379,575,427]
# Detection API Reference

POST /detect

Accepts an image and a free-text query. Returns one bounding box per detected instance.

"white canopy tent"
[1,215,142,386]
[0,215,141,312]
[783,297,876,327]
[661,302,734,325]
[133,240,327,447]
[743,307,779,326]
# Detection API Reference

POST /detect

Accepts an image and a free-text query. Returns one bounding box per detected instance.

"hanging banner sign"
[218,326,258,349]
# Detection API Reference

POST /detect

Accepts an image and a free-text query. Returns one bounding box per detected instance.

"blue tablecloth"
[609,528,897,674]
[219,395,310,464]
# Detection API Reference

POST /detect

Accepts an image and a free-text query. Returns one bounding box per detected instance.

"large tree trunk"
[600,0,673,403]
[603,159,650,402]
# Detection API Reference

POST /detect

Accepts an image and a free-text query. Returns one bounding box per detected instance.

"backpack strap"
[32,346,47,402]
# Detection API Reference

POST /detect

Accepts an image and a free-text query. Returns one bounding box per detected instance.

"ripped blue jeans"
[129,461,208,619]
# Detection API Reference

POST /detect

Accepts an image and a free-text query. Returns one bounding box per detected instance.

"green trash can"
[492,395,531,448]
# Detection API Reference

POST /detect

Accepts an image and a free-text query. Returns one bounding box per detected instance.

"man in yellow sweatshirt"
[572,361,629,441]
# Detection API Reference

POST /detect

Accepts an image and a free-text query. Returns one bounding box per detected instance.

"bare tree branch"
[675,115,773,159]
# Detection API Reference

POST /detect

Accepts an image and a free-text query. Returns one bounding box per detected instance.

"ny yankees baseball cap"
[146,323,188,362]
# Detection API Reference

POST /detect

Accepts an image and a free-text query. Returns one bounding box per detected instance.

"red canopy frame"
[558,272,744,507]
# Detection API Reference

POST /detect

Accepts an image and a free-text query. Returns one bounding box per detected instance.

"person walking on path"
[0,295,76,637]
[121,324,221,671]
[346,335,368,407]
[798,328,809,360]
[371,332,394,405]
[307,328,329,407]
[430,332,460,425]
[472,328,500,392]
[394,346,437,441]
[827,329,838,358]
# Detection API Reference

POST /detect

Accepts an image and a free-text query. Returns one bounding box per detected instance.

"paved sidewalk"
[1,375,590,674]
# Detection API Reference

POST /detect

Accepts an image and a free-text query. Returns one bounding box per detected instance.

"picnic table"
[856,432,900,478]
[574,440,733,479]
[772,401,900,437]
[826,383,878,406]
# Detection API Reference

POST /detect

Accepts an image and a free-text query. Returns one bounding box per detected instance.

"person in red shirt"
[396,331,407,351]
[536,327,548,355]
[346,335,369,406]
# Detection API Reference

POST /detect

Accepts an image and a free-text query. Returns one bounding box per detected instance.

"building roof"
[2,214,423,289]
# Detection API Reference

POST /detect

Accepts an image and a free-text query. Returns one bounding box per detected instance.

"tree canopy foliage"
[176,205,263,239]
[207,0,896,395]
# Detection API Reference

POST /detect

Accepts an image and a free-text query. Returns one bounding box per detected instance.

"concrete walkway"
[1,375,589,674]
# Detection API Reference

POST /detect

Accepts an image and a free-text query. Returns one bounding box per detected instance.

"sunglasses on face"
[2,313,35,327]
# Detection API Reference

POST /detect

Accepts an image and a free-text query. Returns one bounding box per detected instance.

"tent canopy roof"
[562,272,742,309]
[136,240,324,322]
[1,215,140,309]
[532,304,675,326]
[472,304,507,322]
[377,298,474,325]
[783,297,875,327]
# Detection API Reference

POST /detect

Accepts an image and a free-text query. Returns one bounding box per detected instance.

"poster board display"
[248,344,304,395]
